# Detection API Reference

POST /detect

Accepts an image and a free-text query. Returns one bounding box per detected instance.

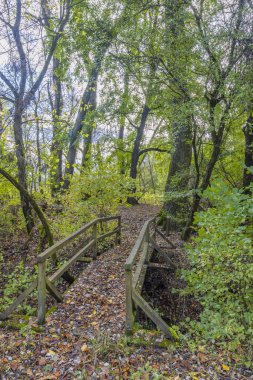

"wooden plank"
[125,269,134,334]
[136,241,154,292]
[92,222,98,260]
[150,239,177,269]
[148,262,174,270]
[134,264,148,293]
[98,215,120,222]
[132,289,174,340]
[46,278,63,302]
[116,216,121,245]
[155,228,176,248]
[97,228,119,241]
[132,242,150,291]
[38,261,47,324]
[37,220,95,262]
[37,215,120,262]
[49,239,95,282]
[125,217,155,270]
[0,279,37,321]
[77,257,93,263]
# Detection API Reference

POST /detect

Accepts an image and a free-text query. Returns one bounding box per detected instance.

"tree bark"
[63,66,99,188]
[117,71,129,175]
[164,117,192,227]
[127,104,150,205]
[243,114,253,192]
[162,0,192,228]
[81,67,98,169]
[50,57,64,196]
[182,113,226,240]
[13,99,34,233]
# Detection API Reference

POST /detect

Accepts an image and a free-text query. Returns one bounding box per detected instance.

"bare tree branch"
[138,147,170,156]
[23,0,72,109]
[0,71,17,95]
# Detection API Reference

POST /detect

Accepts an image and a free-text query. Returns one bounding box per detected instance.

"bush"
[180,181,253,348]
[51,170,135,238]
[0,260,37,315]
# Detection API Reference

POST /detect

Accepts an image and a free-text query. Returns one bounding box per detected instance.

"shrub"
[51,170,135,237]
[180,181,253,348]
[0,260,37,315]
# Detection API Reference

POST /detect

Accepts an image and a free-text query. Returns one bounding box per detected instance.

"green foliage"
[72,170,133,212]
[51,169,134,237]
[0,261,37,315]
[180,181,253,348]
[130,362,164,379]
[0,176,25,234]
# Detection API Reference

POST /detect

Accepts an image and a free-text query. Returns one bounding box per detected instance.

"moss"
[168,326,180,341]
[0,320,27,330]
[31,325,44,333]
[127,328,176,349]
[46,305,57,316]
[11,313,31,321]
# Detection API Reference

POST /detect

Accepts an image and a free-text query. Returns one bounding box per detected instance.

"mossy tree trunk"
[243,114,253,193]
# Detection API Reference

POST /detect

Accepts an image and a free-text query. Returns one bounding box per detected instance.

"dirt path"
[0,205,251,379]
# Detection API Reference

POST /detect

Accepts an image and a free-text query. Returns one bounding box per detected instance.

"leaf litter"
[0,205,252,379]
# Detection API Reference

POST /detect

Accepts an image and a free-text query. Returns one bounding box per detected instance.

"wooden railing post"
[152,218,156,241]
[166,216,170,236]
[38,259,47,325]
[125,266,134,334]
[93,222,98,260]
[144,228,150,266]
[116,216,121,245]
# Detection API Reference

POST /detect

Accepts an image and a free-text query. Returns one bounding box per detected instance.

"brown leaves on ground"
[0,205,252,379]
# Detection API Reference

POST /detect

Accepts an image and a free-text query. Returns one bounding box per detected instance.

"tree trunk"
[117,71,129,175]
[182,130,223,240]
[63,66,99,188]
[34,101,43,191]
[50,57,63,196]
[162,0,192,229]
[13,100,34,233]
[163,116,192,228]
[243,114,253,192]
[81,67,98,169]
[127,104,150,205]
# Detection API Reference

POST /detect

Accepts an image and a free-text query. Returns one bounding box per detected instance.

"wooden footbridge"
[1,214,176,340]
[125,217,176,340]
[0,216,121,324]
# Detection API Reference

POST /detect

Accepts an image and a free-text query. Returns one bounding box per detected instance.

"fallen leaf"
[26,368,33,376]
[198,352,208,363]
[47,350,56,356]
[81,344,89,352]
[222,364,230,371]
[38,358,47,366]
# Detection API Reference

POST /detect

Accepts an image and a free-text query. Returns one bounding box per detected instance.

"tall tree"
[63,2,131,188]
[183,0,249,239]
[161,0,193,229]
[0,0,72,231]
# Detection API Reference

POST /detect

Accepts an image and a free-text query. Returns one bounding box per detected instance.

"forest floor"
[0,204,252,380]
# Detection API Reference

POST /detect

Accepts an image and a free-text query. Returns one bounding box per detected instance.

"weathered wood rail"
[0,215,121,325]
[125,217,175,339]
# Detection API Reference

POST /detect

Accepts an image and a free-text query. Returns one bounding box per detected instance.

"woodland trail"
[0,205,251,379]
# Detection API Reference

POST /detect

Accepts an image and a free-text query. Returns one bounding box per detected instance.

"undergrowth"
[179,181,253,361]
